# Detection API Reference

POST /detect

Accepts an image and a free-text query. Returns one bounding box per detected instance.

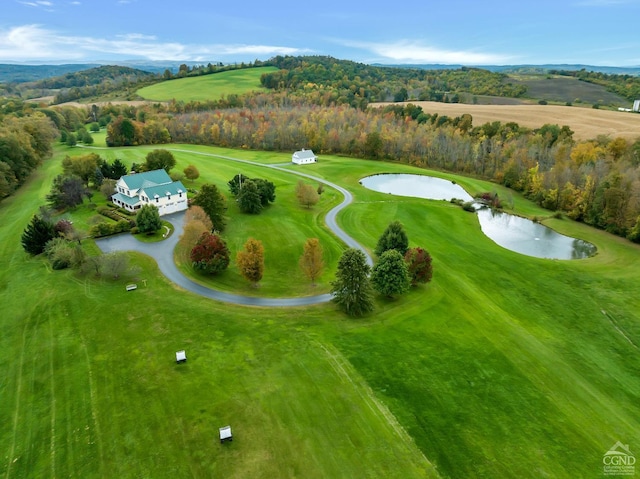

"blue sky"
[1,0,639,66]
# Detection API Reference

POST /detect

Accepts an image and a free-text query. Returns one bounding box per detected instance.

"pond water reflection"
[360,173,596,260]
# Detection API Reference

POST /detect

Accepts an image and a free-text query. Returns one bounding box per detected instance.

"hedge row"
[89,220,132,238]
[97,205,136,226]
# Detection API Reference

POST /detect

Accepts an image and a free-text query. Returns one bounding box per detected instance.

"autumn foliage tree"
[404,247,433,286]
[184,205,213,231]
[183,164,200,182]
[236,237,264,286]
[295,180,319,208]
[299,238,324,283]
[190,232,230,275]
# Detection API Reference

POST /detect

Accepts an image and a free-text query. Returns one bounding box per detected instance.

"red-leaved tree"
[404,247,433,286]
[190,232,230,275]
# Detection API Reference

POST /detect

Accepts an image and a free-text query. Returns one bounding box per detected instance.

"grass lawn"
[136,67,278,102]
[1,142,639,478]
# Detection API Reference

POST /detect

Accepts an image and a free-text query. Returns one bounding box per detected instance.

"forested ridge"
[261,56,527,106]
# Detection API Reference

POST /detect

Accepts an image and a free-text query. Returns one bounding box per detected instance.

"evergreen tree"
[191,183,227,232]
[237,179,263,214]
[253,178,276,206]
[374,220,409,256]
[371,249,410,298]
[228,173,250,196]
[21,215,56,255]
[331,248,374,316]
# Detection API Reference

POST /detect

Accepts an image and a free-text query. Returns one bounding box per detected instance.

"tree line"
[0,105,58,199]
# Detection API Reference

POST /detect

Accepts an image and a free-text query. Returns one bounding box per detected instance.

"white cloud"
[350,40,512,65]
[18,0,53,7]
[0,24,307,62]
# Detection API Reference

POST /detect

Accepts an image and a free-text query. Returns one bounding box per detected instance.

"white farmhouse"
[292,149,317,165]
[112,169,188,216]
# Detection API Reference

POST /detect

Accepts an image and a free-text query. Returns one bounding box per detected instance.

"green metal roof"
[142,181,186,199]
[112,192,141,207]
[120,169,172,190]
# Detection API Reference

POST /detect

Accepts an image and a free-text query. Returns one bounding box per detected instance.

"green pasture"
[136,67,278,102]
[1,143,639,478]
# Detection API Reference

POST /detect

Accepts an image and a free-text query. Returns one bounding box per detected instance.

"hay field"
[370,101,640,141]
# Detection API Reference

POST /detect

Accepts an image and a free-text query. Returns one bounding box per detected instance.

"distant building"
[633,100,640,112]
[292,149,317,165]
[112,169,188,216]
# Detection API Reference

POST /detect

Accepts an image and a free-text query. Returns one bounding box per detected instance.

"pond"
[360,173,474,202]
[360,173,597,260]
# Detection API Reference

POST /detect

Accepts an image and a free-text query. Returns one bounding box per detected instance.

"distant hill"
[28,65,155,89]
[374,63,640,76]
[0,63,100,83]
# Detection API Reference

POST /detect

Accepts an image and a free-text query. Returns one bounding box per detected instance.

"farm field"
[1,143,639,478]
[370,100,640,141]
[508,74,629,106]
[136,66,278,102]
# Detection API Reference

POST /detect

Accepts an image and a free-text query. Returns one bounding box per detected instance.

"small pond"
[360,173,597,260]
[360,173,474,202]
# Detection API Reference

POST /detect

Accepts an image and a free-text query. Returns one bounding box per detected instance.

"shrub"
[462,202,476,212]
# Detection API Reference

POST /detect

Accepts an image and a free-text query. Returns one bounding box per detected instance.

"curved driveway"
[95,149,372,307]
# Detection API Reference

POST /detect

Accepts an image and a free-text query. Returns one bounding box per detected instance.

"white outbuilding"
[633,100,640,112]
[292,149,317,165]
[219,425,232,443]
[175,350,187,363]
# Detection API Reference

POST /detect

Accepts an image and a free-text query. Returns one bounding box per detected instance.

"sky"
[1,0,640,66]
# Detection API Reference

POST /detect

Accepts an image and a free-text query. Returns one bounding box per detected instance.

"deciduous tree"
[295,180,319,208]
[299,238,324,283]
[371,249,410,298]
[190,232,230,275]
[236,237,264,286]
[46,174,90,210]
[184,205,213,231]
[404,247,433,286]
[331,248,374,316]
[136,204,162,234]
[143,149,176,172]
[183,164,200,182]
